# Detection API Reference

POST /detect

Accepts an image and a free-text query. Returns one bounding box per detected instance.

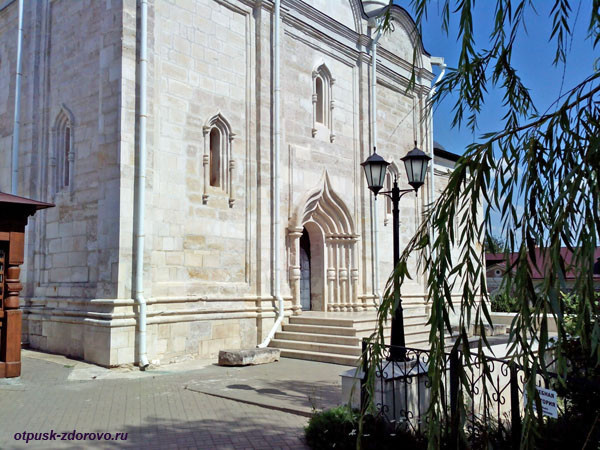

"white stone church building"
[0,0,460,367]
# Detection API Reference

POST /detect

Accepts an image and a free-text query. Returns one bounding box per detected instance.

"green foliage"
[560,292,580,315]
[304,406,427,450]
[305,406,356,450]
[536,414,600,450]
[561,292,580,335]
[485,234,506,254]
[358,2,600,449]
[491,293,520,313]
[560,292,600,336]
[491,291,594,316]
[541,334,600,449]
[307,403,600,449]
[559,333,600,416]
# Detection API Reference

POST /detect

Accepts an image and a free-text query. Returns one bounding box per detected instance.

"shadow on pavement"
[117,415,309,449]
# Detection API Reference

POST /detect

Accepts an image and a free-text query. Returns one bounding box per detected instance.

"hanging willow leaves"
[360,1,600,449]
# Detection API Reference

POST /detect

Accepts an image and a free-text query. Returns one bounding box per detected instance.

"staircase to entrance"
[269,304,430,365]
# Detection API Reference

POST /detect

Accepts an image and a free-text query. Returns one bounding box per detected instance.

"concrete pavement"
[0,350,352,449]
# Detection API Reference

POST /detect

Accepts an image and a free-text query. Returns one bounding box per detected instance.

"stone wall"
[0,0,463,367]
[0,1,18,192]
[0,0,125,365]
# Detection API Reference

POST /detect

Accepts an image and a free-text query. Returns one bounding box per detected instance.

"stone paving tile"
[0,357,310,449]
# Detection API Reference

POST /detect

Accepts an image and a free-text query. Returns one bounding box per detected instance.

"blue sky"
[407,1,597,155]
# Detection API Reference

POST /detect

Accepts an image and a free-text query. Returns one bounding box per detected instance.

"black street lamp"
[361,142,431,361]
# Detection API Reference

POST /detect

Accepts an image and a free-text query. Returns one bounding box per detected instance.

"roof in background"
[433,141,461,162]
[486,248,600,280]
[433,140,446,151]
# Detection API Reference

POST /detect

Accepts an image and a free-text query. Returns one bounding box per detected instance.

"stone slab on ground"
[473,324,507,336]
[218,347,280,366]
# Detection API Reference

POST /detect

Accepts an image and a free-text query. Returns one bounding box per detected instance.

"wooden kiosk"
[0,192,53,378]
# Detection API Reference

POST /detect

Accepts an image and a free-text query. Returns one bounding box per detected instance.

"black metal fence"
[360,341,560,448]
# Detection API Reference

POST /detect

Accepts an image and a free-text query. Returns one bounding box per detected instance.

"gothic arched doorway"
[288,173,361,313]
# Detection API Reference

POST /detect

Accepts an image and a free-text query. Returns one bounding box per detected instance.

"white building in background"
[0,0,460,367]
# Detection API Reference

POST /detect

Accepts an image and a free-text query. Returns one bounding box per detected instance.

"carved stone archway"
[288,173,362,314]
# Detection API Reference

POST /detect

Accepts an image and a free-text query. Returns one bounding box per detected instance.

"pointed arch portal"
[288,173,362,313]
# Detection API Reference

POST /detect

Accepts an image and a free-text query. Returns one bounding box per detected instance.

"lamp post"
[361,143,431,361]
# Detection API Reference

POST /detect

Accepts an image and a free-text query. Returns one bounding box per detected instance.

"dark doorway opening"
[299,228,311,310]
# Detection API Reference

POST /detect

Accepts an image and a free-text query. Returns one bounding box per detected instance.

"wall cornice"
[255,0,435,87]
[283,26,357,67]
[379,47,434,83]
[377,62,431,95]
[284,0,360,47]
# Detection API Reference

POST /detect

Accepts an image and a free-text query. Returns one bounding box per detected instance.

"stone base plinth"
[341,358,430,422]
[218,348,280,366]
[340,368,363,408]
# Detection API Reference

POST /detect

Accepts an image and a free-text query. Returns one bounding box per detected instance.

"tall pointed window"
[312,64,335,142]
[202,114,236,207]
[50,105,75,197]
[64,126,71,187]
[315,77,324,124]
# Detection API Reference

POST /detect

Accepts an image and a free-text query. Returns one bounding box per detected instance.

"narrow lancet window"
[64,127,71,187]
[50,105,75,197]
[315,77,324,124]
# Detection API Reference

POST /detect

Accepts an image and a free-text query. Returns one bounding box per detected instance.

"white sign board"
[524,386,558,418]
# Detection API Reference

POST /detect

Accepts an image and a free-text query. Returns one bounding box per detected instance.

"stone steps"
[289,311,425,328]
[271,311,430,365]
[274,331,364,346]
[279,348,360,366]
[270,339,362,356]
[271,328,427,352]
[283,323,357,336]
[354,317,426,336]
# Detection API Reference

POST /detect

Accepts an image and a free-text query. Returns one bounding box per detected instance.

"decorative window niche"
[312,64,335,142]
[202,114,236,207]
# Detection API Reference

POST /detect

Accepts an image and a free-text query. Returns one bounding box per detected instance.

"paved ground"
[0,350,352,449]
